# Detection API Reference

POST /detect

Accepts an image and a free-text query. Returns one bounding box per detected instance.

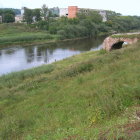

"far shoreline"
[0,37,89,48]
[0,35,108,49]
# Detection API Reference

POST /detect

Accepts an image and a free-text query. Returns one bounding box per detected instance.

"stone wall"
[103,36,139,51]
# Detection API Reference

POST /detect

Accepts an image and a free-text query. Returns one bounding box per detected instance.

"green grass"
[0,23,58,46]
[111,33,140,39]
[0,42,140,139]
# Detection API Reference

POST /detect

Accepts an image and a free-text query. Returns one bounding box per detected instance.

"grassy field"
[0,42,140,139]
[0,23,58,46]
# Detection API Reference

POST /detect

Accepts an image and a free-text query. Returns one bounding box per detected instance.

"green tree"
[77,9,87,19]
[87,11,102,23]
[24,8,33,24]
[80,19,98,37]
[0,9,3,15]
[36,20,49,30]
[3,13,15,23]
[33,9,41,22]
[106,11,121,20]
[77,10,102,23]
[2,10,15,23]
[41,4,49,21]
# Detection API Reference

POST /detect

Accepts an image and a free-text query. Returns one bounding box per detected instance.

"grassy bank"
[0,23,106,47]
[0,42,140,139]
[111,33,140,39]
[0,23,58,47]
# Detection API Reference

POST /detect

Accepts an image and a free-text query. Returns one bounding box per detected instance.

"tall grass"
[0,42,140,139]
[0,23,57,46]
[0,34,55,45]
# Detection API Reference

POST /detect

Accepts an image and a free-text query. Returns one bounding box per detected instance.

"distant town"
[0,6,107,23]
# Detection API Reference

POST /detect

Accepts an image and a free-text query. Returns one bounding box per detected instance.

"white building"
[59,8,68,17]
[99,10,107,22]
[15,15,23,23]
[21,7,25,16]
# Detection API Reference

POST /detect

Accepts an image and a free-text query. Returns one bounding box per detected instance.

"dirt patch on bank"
[99,121,140,140]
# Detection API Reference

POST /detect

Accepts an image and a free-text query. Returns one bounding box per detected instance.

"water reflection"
[0,38,104,75]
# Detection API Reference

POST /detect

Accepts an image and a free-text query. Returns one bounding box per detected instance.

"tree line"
[25,7,140,40]
[23,5,140,39]
[0,9,15,23]
[23,4,57,24]
[1,5,140,40]
[0,8,21,23]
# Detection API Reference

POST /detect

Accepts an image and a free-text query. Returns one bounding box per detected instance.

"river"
[0,38,104,76]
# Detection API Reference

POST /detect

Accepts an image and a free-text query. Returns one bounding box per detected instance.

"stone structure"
[103,33,140,51]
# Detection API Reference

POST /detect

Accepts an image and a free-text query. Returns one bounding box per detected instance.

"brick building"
[68,6,78,18]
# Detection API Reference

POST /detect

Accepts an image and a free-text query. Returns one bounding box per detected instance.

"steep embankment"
[0,42,140,139]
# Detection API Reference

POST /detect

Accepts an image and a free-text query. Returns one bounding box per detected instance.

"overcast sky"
[0,0,140,16]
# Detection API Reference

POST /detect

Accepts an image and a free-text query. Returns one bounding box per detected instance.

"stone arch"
[111,41,124,50]
[103,36,139,51]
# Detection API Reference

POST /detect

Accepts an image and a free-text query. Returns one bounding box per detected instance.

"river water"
[0,38,104,76]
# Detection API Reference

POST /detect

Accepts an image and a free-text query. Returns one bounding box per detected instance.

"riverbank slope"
[0,23,59,47]
[0,23,105,47]
[0,42,140,139]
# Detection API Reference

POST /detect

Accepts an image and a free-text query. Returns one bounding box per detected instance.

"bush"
[57,25,88,40]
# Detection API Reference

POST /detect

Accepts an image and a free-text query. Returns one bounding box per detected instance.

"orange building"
[68,6,78,18]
